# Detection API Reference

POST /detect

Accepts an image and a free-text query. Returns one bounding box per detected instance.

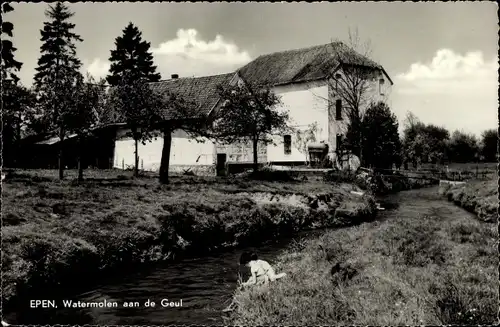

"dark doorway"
[216,153,227,176]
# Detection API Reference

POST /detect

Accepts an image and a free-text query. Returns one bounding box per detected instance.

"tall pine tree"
[106,22,161,177]
[106,22,161,86]
[33,1,83,180]
[1,2,23,83]
[1,2,26,167]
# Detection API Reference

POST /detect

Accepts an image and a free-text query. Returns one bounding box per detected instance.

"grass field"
[420,162,497,171]
[1,169,376,306]
[228,188,498,325]
[418,162,497,180]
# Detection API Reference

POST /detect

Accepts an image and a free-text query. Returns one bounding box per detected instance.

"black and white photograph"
[1,1,498,325]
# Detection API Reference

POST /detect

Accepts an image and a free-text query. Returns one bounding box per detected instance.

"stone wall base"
[169,165,216,176]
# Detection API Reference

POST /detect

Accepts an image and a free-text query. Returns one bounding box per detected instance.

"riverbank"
[228,188,497,325]
[439,178,497,222]
[2,169,376,308]
[324,169,438,195]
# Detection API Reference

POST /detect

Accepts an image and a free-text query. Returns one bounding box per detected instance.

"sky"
[6,2,499,137]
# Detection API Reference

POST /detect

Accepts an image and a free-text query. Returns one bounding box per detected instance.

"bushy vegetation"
[1,170,376,307]
[323,169,437,195]
[439,178,498,222]
[228,189,497,325]
[401,112,495,168]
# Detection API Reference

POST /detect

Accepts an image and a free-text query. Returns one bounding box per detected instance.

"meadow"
[2,169,376,307]
[228,186,498,325]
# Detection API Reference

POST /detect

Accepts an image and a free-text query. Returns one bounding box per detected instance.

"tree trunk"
[358,121,363,166]
[159,126,172,184]
[252,136,258,173]
[77,136,84,182]
[58,126,65,180]
[15,113,21,165]
[134,138,139,177]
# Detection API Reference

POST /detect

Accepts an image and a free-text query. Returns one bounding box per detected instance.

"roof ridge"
[255,41,345,59]
[152,72,235,84]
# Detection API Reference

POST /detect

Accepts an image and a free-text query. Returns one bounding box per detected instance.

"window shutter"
[335,99,342,120]
[283,135,291,155]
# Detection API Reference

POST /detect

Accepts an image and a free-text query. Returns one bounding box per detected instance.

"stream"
[6,187,451,325]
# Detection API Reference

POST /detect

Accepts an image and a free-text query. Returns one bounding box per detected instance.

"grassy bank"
[1,169,376,308]
[228,189,498,325]
[439,178,498,222]
[324,170,438,195]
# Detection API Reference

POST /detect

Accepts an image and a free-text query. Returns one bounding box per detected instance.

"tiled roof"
[149,73,235,120]
[237,42,385,87]
[101,73,235,123]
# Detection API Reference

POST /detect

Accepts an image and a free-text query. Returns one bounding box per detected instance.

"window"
[335,99,342,120]
[333,73,342,92]
[283,135,291,155]
[336,134,343,150]
[379,78,385,95]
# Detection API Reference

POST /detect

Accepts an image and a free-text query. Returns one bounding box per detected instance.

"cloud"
[82,58,111,81]
[83,28,252,81]
[391,49,498,137]
[395,49,498,95]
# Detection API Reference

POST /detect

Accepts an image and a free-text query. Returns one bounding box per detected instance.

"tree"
[210,80,289,173]
[323,28,384,164]
[33,1,83,180]
[480,129,497,162]
[294,122,319,165]
[105,22,162,177]
[1,2,27,167]
[66,75,107,181]
[106,22,161,86]
[402,111,420,131]
[1,2,23,84]
[107,75,161,177]
[361,102,401,170]
[402,112,450,167]
[424,125,450,164]
[447,130,480,163]
[1,83,36,166]
[154,93,209,184]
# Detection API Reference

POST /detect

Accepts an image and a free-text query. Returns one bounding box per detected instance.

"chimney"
[171,74,179,79]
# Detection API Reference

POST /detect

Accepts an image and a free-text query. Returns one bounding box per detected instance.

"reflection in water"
[8,188,450,325]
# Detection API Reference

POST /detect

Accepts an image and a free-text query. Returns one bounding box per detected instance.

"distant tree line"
[401,112,497,168]
[338,106,497,171]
